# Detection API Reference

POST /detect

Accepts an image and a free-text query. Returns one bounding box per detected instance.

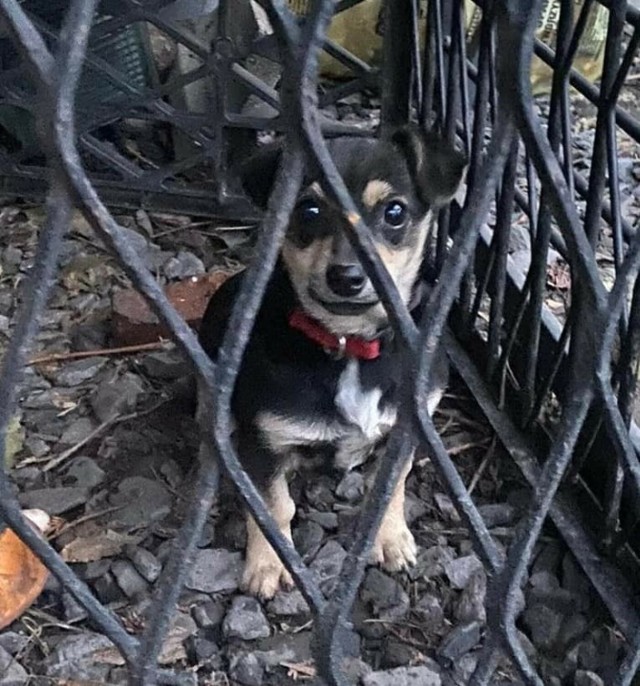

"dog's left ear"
[235,143,283,210]
[391,125,467,207]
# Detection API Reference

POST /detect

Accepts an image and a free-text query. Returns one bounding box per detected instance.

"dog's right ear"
[237,144,282,210]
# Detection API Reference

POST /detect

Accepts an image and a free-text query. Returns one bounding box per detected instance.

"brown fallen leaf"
[282,661,317,680]
[61,529,137,563]
[0,509,51,630]
[546,261,571,291]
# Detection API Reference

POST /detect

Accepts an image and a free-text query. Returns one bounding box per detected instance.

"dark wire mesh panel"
[0,0,640,685]
[0,0,381,219]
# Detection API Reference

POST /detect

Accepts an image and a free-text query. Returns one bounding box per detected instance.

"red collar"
[288,308,381,360]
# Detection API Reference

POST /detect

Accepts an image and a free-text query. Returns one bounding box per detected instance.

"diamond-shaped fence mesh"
[0,1,640,685]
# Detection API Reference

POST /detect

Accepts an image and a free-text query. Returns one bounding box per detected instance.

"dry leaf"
[61,529,137,563]
[92,647,126,666]
[546,262,571,291]
[282,661,317,680]
[0,510,50,629]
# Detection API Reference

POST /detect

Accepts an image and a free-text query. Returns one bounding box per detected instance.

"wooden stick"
[28,340,169,366]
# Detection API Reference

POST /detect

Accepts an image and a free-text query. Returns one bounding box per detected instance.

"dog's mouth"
[309,288,379,315]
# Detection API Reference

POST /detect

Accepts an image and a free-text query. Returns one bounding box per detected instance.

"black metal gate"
[1,1,640,684]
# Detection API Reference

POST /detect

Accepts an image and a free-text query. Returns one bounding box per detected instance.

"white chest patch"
[335,360,396,440]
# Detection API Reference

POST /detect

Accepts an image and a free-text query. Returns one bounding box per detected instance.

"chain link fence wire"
[0,0,640,684]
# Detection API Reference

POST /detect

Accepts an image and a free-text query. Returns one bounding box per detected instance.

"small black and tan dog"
[198,126,466,599]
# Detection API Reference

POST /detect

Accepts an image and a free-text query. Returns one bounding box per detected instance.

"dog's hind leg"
[242,473,295,599]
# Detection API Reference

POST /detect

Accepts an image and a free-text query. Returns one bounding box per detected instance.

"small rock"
[382,636,415,668]
[529,569,560,592]
[126,547,162,583]
[336,471,365,502]
[65,456,105,489]
[404,491,427,525]
[409,545,455,580]
[444,554,483,589]
[71,320,108,352]
[574,670,605,686]
[159,459,184,489]
[82,559,111,580]
[110,476,172,527]
[453,653,478,684]
[558,613,588,648]
[531,541,563,577]
[91,371,144,422]
[292,519,324,561]
[304,477,335,510]
[562,552,592,604]
[413,594,444,628]
[0,632,28,656]
[140,350,191,380]
[55,357,108,386]
[19,486,88,515]
[223,596,270,640]
[477,503,517,528]
[267,588,310,616]
[253,631,313,667]
[189,634,219,663]
[229,651,265,686]
[311,540,347,595]
[522,604,563,651]
[192,599,225,628]
[11,466,42,487]
[0,314,9,336]
[455,569,487,624]
[43,632,116,681]
[438,621,482,662]
[62,592,88,622]
[23,435,50,458]
[164,251,205,279]
[93,572,123,604]
[305,510,338,530]
[0,645,27,685]
[187,548,243,594]
[341,657,372,682]
[118,226,160,270]
[59,417,96,446]
[363,664,441,686]
[434,492,460,522]
[111,559,149,598]
[361,568,409,620]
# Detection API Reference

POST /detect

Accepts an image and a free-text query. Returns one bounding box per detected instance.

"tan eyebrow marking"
[362,179,394,209]
[308,181,325,198]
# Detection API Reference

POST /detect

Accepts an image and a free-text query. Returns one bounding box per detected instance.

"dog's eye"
[384,201,407,227]
[297,199,321,222]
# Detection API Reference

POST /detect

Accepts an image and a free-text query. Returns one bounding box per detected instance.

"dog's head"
[240,126,466,339]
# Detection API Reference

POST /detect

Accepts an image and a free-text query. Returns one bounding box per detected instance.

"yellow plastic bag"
[287,0,608,93]
[464,0,608,95]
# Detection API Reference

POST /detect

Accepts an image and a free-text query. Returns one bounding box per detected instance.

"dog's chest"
[334,360,392,439]
[257,359,396,470]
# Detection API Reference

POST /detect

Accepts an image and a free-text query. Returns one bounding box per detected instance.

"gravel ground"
[0,193,628,685]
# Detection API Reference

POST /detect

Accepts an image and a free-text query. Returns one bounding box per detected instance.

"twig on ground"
[28,340,170,366]
[467,435,497,495]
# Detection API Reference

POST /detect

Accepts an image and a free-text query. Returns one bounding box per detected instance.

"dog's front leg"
[370,456,417,571]
[242,473,295,599]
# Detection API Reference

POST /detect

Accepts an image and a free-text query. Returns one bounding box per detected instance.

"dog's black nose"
[326,264,366,297]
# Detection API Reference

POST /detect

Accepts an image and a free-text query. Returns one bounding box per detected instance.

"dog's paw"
[241,557,294,600]
[371,521,417,572]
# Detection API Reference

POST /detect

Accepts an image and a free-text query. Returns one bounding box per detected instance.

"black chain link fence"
[1,0,640,684]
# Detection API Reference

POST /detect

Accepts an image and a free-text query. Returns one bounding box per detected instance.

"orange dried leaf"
[0,523,49,629]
